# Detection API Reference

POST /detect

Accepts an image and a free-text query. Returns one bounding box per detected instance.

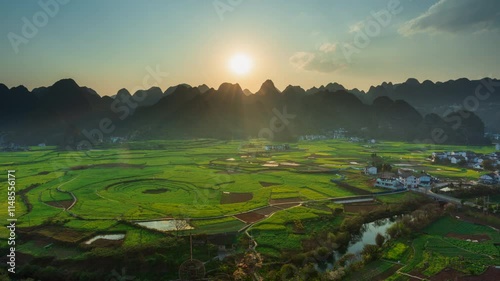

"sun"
[229,53,253,75]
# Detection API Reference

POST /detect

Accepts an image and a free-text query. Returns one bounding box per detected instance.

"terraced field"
[1,139,496,260]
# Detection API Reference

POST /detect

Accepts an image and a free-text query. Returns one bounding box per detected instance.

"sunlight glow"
[229,54,253,75]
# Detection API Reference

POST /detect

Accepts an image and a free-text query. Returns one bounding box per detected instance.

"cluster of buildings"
[0,143,30,152]
[263,144,290,151]
[479,173,500,185]
[368,167,435,190]
[432,150,500,170]
[298,135,328,141]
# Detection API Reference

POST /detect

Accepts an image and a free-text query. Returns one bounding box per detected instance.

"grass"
[392,216,500,278]
[383,242,409,261]
[348,260,398,281]
[0,139,497,247]
[424,216,500,242]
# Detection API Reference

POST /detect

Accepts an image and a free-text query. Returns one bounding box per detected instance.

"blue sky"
[1,0,499,95]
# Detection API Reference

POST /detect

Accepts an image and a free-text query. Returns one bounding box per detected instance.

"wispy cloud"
[399,0,500,35]
[319,43,337,53]
[289,50,343,73]
[348,21,365,33]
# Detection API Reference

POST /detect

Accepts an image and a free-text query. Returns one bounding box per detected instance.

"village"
[365,147,500,191]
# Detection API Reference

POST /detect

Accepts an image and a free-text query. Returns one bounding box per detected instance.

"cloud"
[399,0,500,35]
[319,43,337,53]
[289,51,343,73]
[348,21,365,33]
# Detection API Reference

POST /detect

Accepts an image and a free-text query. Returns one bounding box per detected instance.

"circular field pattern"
[102,178,219,206]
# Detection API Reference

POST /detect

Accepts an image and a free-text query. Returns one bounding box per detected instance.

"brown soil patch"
[344,202,381,213]
[142,188,169,194]
[462,266,500,281]
[270,197,302,204]
[45,200,74,209]
[220,192,253,204]
[373,264,402,281]
[254,206,280,216]
[33,226,91,243]
[428,267,464,280]
[446,233,490,241]
[335,182,371,195]
[411,267,500,281]
[259,181,281,187]
[235,212,266,223]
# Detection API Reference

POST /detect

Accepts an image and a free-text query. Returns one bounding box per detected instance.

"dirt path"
[55,176,79,210]
[388,244,430,281]
[438,236,494,260]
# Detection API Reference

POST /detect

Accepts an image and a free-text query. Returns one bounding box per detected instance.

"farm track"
[55,176,79,210]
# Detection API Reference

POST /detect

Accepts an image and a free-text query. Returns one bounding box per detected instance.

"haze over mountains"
[0,78,498,147]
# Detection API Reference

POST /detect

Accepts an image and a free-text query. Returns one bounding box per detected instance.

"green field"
[376,216,500,279]
[1,139,497,268]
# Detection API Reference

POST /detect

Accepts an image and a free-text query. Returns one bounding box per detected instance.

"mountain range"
[0,78,497,147]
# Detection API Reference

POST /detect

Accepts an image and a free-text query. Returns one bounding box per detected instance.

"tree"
[340,215,364,233]
[325,267,346,281]
[361,244,380,263]
[173,219,190,236]
[280,264,299,280]
[482,159,495,171]
[375,233,385,247]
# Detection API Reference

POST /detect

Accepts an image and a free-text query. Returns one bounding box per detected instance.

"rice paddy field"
[0,139,497,260]
[358,215,500,281]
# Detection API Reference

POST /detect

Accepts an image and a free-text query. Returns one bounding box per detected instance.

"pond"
[314,216,399,272]
[84,234,125,245]
[339,217,397,258]
[136,219,194,232]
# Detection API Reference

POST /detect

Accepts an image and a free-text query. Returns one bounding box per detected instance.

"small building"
[364,166,377,175]
[472,163,483,170]
[38,143,46,147]
[433,152,448,161]
[419,175,432,187]
[479,173,499,185]
[450,156,467,164]
[403,175,419,188]
[496,143,500,151]
[374,177,404,189]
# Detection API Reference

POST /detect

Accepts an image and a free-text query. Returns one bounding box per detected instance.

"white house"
[450,156,466,164]
[496,143,500,151]
[479,173,499,185]
[433,152,448,160]
[472,164,483,170]
[38,143,46,147]
[403,175,419,188]
[419,175,432,187]
[375,177,404,189]
[364,166,377,175]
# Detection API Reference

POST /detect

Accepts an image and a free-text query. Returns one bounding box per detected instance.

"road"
[411,187,479,208]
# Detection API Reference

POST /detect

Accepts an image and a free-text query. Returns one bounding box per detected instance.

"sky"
[1,0,499,96]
